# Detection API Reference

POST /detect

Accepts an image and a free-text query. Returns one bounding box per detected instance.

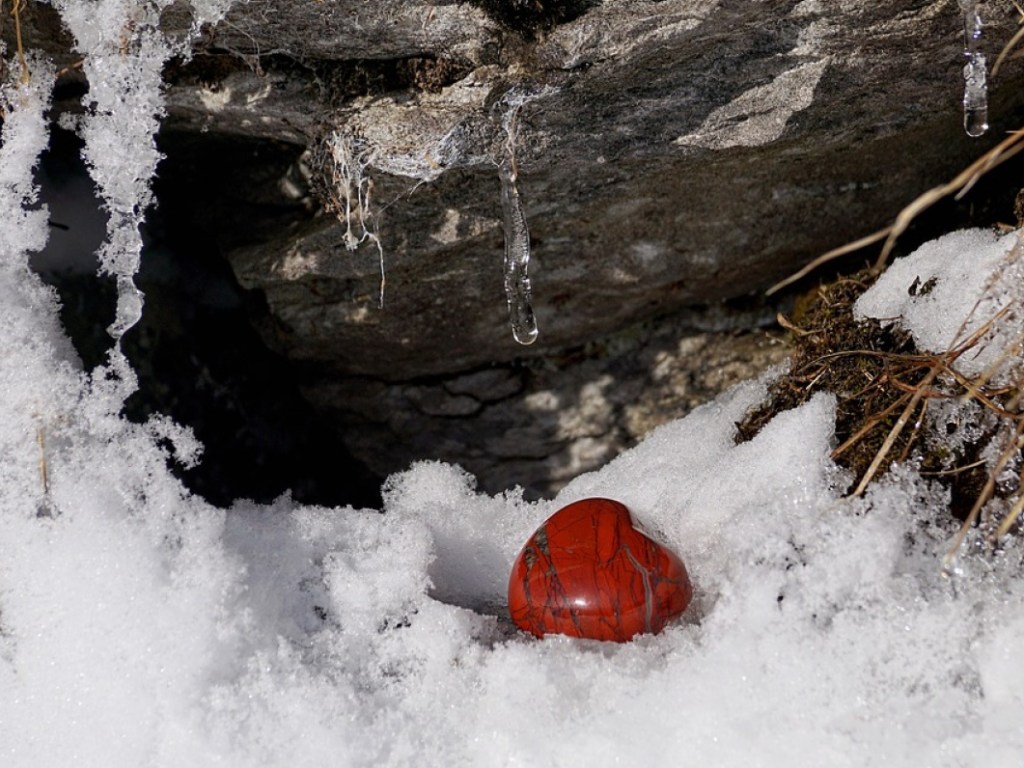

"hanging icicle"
[494,86,554,346]
[960,0,989,137]
[498,153,538,346]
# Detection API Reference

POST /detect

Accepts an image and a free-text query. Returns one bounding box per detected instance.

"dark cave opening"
[32,126,382,510]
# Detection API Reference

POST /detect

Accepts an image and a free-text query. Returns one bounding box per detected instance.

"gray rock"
[301,315,789,497]
[158,0,1024,377]
[18,0,1024,496]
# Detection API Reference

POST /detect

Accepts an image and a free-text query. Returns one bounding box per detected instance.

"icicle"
[494,87,554,346]
[498,154,538,346]
[960,0,989,137]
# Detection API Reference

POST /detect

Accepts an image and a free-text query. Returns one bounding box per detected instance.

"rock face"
[19,0,1024,496]
[304,315,788,497]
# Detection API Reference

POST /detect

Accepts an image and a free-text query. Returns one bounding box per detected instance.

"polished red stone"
[507,498,692,642]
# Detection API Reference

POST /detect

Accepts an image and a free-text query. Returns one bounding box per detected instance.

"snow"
[3,6,1024,768]
[53,0,234,345]
[856,228,1024,381]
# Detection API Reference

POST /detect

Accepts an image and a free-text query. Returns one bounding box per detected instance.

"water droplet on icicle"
[499,158,538,346]
[960,0,988,138]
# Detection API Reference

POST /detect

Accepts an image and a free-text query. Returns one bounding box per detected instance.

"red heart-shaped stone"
[507,498,692,642]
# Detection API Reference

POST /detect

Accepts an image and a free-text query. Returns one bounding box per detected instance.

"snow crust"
[4,273,1024,766]
[52,0,234,350]
[856,228,1024,380]
[3,5,1024,767]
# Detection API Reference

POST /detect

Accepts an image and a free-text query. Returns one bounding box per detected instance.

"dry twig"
[767,130,1024,296]
[5,0,30,84]
[944,420,1024,570]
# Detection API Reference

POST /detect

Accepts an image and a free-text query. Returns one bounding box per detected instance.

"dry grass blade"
[945,305,1014,367]
[36,425,48,497]
[896,398,929,464]
[920,458,988,477]
[874,131,1024,271]
[941,360,1019,417]
[958,326,1024,405]
[10,0,30,84]
[776,312,813,336]
[766,227,890,296]
[768,130,1024,296]
[992,483,1024,542]
[943,420,1024,571]
[852,366,940,497]
[992,8,1024,77]
[830,392,910,461]
[991,23,1024,77]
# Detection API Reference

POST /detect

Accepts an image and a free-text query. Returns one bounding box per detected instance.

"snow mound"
[856,228,1024,380]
